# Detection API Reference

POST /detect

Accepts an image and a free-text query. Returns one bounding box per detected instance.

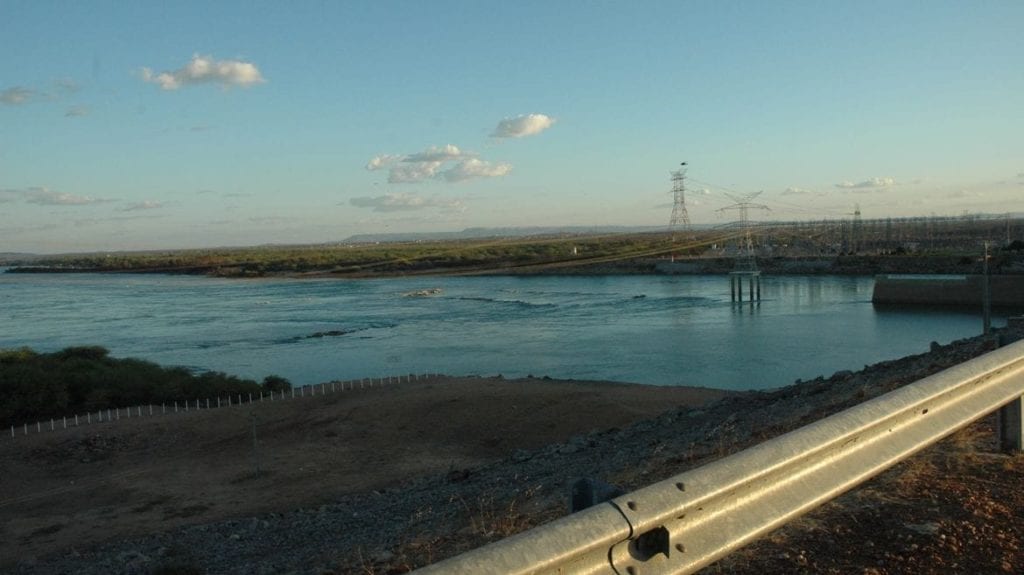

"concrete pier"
[730,271,761,303]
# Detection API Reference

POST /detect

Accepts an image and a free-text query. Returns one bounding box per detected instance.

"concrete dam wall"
[872,275,1024,307]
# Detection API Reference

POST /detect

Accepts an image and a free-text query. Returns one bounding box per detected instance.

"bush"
[0,346,267,425]
[262,375,292,392]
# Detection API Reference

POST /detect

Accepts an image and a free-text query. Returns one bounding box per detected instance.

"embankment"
[872,274,1024,307]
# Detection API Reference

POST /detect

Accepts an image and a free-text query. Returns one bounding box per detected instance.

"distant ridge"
[343,225,672,243]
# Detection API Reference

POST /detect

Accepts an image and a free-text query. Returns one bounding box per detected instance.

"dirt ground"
[0,376,729,568]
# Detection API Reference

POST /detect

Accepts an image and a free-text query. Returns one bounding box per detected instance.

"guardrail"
[415,338,1024,575]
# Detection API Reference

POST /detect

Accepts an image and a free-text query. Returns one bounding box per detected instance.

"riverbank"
[4,326,1022,574]
[8,251,1024,279]
[0,376,729,572]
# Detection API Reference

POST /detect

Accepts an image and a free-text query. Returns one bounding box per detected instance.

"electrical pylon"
[717,191,771,272]
[669,162,691,235]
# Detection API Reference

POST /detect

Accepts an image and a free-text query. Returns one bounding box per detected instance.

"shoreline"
[7,252,1024,279]
[4,325,1023,573]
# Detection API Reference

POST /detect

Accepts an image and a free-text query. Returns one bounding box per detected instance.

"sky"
[1,1,1022,253]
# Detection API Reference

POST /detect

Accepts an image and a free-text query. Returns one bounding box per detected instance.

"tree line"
[0,346,291,426]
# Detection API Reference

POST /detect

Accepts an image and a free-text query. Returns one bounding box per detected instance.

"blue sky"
[1,1,1022,253]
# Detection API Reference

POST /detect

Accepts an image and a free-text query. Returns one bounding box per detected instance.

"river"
[0,272,1008,390]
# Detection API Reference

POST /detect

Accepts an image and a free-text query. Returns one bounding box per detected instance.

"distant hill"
[0,253,35,264]
[343,225,675,243]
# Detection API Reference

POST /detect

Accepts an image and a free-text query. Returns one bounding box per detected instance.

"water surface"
[0,273,1006,390]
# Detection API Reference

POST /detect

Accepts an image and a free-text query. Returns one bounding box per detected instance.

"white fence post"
[23,423,28,435]
[207,398,211,409]
[63,416,67,429]
[37,422,41,433]
[75,414,79,426]
[10,425,13,438]
[50,418,54,431]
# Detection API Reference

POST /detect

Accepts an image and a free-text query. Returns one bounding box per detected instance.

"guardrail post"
[998,397,1023,452]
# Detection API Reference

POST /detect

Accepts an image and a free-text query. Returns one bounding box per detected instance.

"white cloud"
[141,54,266,91]
[782,187,813,195]
[2,187,110,206]
[835,177,897,189]
[366,154,403,171]
[366,144,509,184]
[441,158,512,182]
[25,187,109,205]
[491,113,556,138]
[0,86,35,105]
[65,105,89,117]
[349,193,465,213]
[120,200,163,212]
[404,144,467,163]
[388,161,443,183]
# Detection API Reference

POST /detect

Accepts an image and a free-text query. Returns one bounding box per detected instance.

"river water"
[0,272,1008,391]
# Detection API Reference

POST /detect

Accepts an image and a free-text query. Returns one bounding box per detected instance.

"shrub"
[262,375,292,392]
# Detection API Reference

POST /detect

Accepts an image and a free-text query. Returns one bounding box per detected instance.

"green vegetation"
[0,346,290,425]
[4,233,706,277]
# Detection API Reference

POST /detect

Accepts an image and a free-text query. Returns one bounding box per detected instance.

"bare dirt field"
[0,376,729,569]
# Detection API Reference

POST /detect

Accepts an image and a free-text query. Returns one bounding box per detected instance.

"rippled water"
[0,272,1007,390]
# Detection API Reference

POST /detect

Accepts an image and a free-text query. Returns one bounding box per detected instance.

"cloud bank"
[491,113,555,138]
[120,200,164,212]
[1,187,110,206]
[142,55,266,90]
[835,177,897,189]
[366,144,511,184]
[349,192,465,212]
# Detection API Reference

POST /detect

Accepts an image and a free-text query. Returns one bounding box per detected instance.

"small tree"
[261,375,292,393]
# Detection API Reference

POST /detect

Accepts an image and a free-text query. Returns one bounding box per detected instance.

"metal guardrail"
[415,339,1024,575]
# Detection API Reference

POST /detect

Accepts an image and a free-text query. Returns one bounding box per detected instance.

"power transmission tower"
[669,163,691,235]
[718,192,771,303]
[717,192,771,272]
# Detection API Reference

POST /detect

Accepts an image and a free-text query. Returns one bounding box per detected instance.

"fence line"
[7,372,441,440]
